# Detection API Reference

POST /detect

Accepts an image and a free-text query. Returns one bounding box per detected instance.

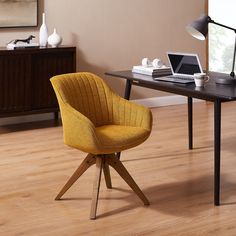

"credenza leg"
[54,111,59,122]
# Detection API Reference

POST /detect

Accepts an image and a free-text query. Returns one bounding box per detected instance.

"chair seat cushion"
[95,125,150,154]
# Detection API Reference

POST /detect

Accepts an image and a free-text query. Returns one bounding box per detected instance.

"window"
[208,0,236,73]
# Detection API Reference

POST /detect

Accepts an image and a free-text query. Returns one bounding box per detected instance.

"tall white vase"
[39,13,48,47]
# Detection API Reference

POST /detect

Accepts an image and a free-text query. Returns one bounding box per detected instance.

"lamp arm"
[230,34,236,78]
[209,18,236,33]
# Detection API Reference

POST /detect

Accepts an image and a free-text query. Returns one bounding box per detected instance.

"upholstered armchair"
[50,72,152,219]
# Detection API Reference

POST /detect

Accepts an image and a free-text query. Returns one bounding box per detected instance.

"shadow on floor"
[57,173,236,219]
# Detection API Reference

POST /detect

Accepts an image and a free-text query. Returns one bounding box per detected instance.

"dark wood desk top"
[105,70,236,102]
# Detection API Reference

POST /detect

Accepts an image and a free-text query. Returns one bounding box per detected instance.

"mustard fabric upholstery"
[50,72,152,154]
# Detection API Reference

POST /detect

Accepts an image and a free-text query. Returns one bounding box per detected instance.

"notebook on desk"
[154,52,203,84]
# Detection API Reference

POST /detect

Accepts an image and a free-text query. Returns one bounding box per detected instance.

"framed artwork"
[0,0,38,28]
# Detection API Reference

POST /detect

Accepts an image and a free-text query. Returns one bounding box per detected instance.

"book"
[132,65,172,76]
[7,42,39,50]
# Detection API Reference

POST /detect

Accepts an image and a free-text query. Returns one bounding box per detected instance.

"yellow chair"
[50,72,152,219]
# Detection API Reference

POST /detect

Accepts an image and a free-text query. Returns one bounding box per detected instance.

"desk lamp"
[186,14,236,85]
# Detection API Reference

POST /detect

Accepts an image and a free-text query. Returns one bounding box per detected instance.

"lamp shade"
[186,15,210,40]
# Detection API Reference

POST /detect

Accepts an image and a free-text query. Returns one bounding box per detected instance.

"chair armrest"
[61,103,101,153]
[112,94,153,131]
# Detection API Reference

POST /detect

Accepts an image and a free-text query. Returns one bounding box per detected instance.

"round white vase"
[48,29,62,48]
[39,13,48,47]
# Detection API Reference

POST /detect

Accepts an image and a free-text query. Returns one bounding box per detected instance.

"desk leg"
[118,80,132,160]
[124,80,132,100]
[188,97,193,149]
[214,99,221,206]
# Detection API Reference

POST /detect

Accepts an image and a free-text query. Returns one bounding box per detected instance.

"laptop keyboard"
[166,75,194,81]
[154,75,195,84]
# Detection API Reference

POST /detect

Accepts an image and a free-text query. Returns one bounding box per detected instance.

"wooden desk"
[105,70,236,206]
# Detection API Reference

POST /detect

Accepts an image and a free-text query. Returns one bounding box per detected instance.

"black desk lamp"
[186,14,236,85]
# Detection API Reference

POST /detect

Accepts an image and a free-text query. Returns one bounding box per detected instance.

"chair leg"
[106,154,149,205]
[55,153,96,200]
[90,156,103,220]
[103,157,112,189]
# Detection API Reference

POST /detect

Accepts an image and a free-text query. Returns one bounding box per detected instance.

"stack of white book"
[7,42,39,50]
[132,65,172,77]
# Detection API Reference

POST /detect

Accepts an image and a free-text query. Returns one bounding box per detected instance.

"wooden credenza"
[0,46,76,119]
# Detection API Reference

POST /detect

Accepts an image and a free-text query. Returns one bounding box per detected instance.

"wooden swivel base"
[55,153,149,220]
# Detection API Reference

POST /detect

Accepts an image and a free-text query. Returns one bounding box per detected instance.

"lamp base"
[215,74,236,85]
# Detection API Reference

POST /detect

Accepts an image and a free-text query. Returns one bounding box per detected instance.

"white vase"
[39,13,48,47]
[48,28,62,48]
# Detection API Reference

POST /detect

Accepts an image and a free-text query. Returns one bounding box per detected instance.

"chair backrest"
[51,72,114,127]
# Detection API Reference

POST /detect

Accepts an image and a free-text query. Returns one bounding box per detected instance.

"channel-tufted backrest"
[51,72,152,132]
[51,72,115,127]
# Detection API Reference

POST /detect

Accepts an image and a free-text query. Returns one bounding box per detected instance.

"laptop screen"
[167,53,202,76]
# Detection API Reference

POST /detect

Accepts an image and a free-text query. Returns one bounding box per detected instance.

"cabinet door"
[0,54,31,113]
[31,50,75,110]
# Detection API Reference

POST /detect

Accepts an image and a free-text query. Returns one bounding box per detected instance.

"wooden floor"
[1,101,236,235]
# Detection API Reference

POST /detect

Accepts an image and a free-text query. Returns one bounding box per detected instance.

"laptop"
[154,52,203,84]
